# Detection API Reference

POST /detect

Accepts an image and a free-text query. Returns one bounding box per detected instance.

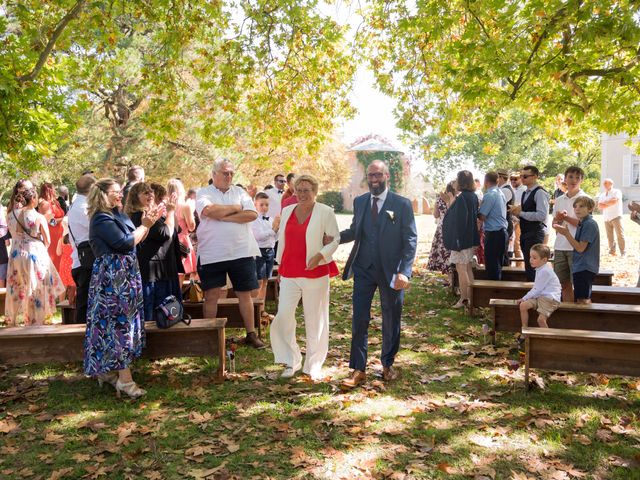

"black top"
[520,186,546,238]
[130,211,182,282]
[442,190,480,251]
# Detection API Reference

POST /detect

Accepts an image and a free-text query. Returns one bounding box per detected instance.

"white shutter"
[622,154,631,187]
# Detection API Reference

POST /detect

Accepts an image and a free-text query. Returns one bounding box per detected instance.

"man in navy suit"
[340,160,418,387]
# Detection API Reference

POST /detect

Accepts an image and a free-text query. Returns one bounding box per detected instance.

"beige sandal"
[115,380,146,399]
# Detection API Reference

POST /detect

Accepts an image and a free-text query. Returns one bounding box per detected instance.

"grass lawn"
[1,266,639,480]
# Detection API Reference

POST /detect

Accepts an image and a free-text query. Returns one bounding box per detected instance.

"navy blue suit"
[340,191,417,371]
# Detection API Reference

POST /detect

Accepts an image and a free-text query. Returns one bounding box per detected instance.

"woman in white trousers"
[270,175,340,380]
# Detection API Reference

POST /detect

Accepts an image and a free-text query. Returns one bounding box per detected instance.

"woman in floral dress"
[428,181,456,279]
[83,178,159,399]
[5,187,64,326]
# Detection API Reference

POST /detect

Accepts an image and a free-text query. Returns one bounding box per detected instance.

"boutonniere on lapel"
[386,210,395,224]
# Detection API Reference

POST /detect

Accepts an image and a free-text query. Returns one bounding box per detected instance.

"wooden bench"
[454,266,614,287]
[183,298,265,337]
[522,327,640,388]
[0,319,227,382]
[471,281,640,314]
[226,277,279,302]
[490,299,640,343]
[474,266,614,285]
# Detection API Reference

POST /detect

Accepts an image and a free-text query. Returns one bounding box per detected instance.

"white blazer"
[276,202,340,267]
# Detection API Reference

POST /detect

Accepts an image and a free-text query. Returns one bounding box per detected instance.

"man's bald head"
[76,174,97,195]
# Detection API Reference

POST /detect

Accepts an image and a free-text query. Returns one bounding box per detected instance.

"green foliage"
[361,0,640,141]
[0,0,356,183]
[316,190,344,212]
[356,151,404,191]
[414,110,601,195]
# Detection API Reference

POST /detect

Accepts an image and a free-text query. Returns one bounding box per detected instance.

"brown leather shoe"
[245,331,266,349]
[341,370,366,388]
[382,366,400,382]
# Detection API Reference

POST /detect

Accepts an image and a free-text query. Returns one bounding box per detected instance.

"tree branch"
[17,0,88,83]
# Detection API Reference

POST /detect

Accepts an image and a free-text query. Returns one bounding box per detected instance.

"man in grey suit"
[340,160,418,388]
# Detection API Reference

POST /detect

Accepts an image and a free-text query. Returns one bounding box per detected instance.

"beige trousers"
[604,216,625,255]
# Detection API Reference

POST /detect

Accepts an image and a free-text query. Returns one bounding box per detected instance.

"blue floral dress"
[83,211,145,377]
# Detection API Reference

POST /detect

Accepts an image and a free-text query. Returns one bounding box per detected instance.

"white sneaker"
[280,364,301,379]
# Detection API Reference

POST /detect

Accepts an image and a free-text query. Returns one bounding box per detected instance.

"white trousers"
[270,276,330,379]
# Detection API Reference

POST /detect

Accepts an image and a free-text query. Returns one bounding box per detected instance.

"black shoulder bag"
[68,222,96,269]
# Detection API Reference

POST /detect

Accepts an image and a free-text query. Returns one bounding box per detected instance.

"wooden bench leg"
[524,336,530,391]
[214,327,226,383]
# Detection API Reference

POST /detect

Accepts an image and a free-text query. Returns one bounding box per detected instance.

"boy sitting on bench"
[518,244,562,329]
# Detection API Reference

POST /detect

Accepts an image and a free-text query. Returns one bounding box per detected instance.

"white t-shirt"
[513,185,527,206]
[195,185,260,265]
[264,188,283,219]
[598,188,623,221]
[552,189,586,251]
[67,194,90,269]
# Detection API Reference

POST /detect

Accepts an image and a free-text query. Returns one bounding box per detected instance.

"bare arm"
[182,203,196,232]
[221,210,258,224]
[39,216,51,247]
[201,204,242,220]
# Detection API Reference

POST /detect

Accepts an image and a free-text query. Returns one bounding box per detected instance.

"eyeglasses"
[367,172,385,179]
[217,171,234,177]
[521,174,535,179]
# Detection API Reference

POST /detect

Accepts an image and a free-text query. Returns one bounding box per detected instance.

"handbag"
[68,224,96,269]
[182,279,204,303]
[155,295,192,329]
[178,240,190,258]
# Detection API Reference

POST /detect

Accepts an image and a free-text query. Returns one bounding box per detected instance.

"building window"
[633,157,640,186]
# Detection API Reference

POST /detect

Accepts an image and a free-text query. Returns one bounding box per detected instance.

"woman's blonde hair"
[124,182,153,216]
[293,174,319,194]
[167,178,186,203]
[87,178,119,218]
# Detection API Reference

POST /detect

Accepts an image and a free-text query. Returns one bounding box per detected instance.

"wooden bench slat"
[490,298,640,314]
[522,327,640,343]
[523,327,640,383]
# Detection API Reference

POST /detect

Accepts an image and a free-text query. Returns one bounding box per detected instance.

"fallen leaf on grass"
[44,431,65,444]
[72,453,92,463]
[188,411,215,425]
[48,467,74,480]
[0,419,19,434]
[188,461,227,479]
[437,462,458,474]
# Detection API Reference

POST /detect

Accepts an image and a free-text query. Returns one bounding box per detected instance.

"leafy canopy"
[361,0,640,139]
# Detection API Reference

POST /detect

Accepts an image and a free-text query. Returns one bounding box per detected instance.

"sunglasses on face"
[521,174,536,179]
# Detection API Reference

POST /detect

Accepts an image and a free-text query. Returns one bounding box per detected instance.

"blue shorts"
[573,270,596,300]
[0,263,6,281]
[255,248,275,280]
[197,257,259,292]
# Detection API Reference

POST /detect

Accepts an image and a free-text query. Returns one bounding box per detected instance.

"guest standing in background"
[509,166,549,281]
[38,182,65,272]
[5,187,64,326]
[125,182,181,322]
[84,178,159,399]
[68,174,96,324]
[478,172,508,280]
[168,179,197,282]
[442,170,480,308]
[598,178,625,257]
[427,181,455,284]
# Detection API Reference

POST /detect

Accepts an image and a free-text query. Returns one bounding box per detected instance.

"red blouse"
[278,211,339,279]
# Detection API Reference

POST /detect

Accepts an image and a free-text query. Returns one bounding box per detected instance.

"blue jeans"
[142,279,182,322]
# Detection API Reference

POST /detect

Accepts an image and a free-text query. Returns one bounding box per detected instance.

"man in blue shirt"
[478,172,508,280]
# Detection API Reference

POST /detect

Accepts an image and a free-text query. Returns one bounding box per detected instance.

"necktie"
[371,196,379,223]
[278,190,283,194]
[262,216,269,221]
